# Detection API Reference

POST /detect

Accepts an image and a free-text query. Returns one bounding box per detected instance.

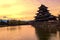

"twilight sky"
[0,0,60,20]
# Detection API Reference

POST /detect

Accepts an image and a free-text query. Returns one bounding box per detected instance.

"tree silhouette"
[35,4,56,22]
[58,15,60,21]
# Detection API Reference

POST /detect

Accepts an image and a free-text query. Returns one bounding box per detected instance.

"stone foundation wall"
[32,21,60,33]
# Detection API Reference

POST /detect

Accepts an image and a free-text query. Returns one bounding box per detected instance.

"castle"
[30,4,60,33]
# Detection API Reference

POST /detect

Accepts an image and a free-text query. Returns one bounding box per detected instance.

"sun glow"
[0,0,60,20]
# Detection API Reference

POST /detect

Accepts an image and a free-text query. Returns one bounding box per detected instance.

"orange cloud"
[1,4,12,8]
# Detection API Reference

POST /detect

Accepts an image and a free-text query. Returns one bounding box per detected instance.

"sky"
[0,0,60,20]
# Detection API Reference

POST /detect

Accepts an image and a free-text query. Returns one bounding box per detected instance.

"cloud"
[1,4,12,8]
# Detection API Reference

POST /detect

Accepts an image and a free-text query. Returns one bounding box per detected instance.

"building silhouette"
[35,4,57,22]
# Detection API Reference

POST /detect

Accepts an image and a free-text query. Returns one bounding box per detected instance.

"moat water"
[0,25,59,40]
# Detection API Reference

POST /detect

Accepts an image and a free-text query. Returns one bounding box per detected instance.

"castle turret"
[35,4,56,22]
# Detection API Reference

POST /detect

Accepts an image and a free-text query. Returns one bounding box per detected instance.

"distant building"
[1,20,8,23]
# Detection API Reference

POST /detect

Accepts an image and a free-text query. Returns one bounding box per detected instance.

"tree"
[35,4,56,22]
[58,15,60,21]
[57,15,60,24]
